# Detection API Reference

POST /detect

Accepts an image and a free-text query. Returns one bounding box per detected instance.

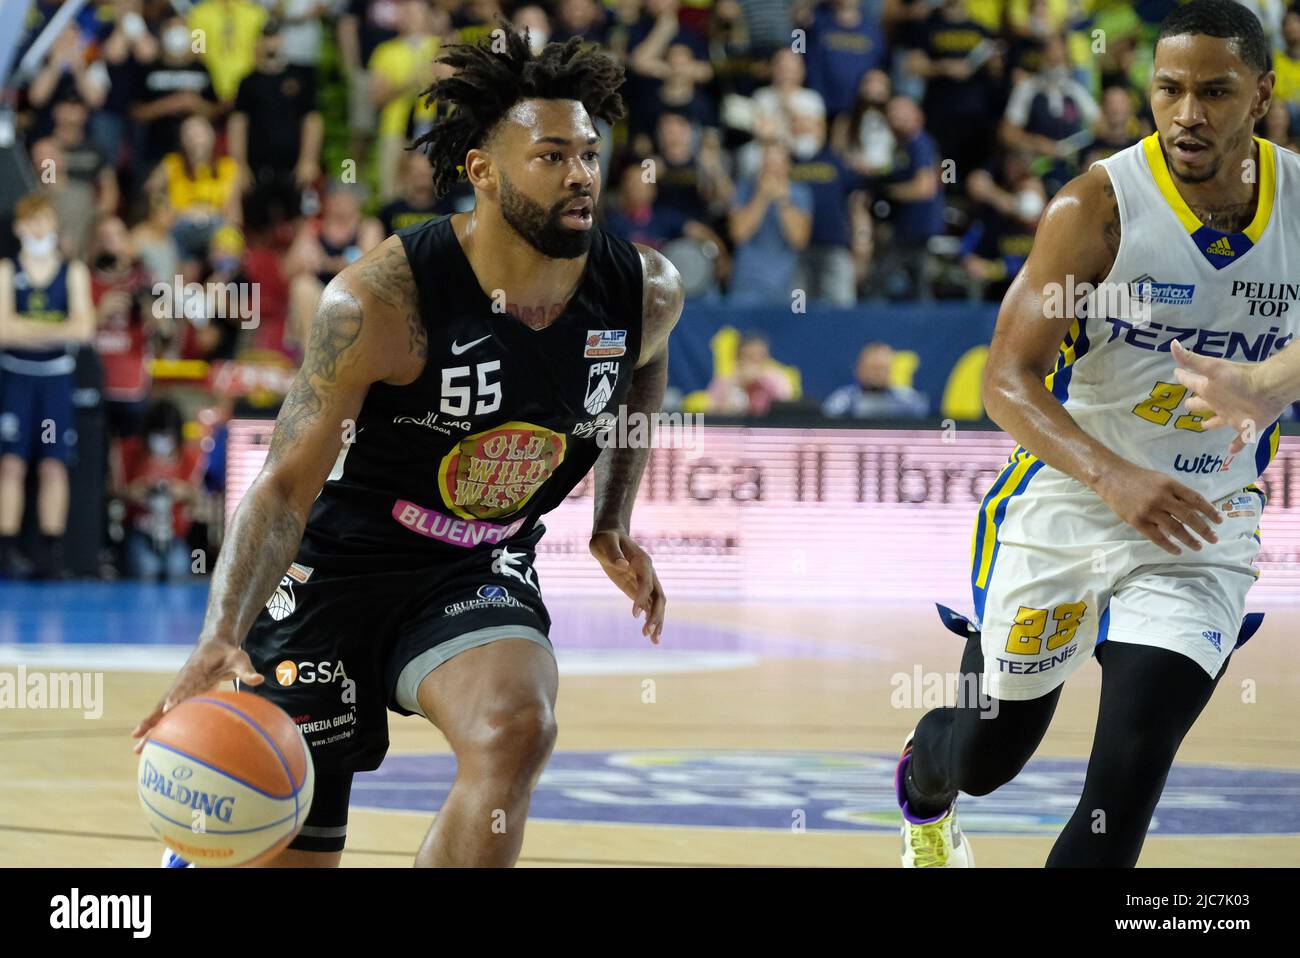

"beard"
[499,171,594,260]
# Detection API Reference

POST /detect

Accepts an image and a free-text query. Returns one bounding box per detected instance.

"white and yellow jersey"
[1057,132,1299,502]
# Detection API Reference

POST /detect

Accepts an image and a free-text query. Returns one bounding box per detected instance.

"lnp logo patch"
[585,329,627,358]
[584,361,618,415]
[1221,493,1258,518]
[353,750,1300,836]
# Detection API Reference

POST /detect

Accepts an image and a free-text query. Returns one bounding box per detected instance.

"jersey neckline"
[442,214,600,336]
[1140,132,1277,271]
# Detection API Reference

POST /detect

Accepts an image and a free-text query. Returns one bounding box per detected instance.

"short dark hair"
[410,25,626,198]
[1156,0,1270,75]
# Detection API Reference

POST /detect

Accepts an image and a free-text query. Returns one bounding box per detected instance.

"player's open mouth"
[1171,138,1210,161]
[560,198,593,229]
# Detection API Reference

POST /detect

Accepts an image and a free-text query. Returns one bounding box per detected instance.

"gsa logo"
[354,750,1300,836]
[477,585,508,600]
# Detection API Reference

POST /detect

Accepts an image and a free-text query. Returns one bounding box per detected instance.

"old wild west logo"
[438,422,566,520]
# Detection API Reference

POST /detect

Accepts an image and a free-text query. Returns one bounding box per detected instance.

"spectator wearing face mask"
[0,195,97,580]
[27,137,98,261]
[960,150,1047,301]
[1000,32,1100,195]
[91,0,159,180]
[132,16,223,174]
[110,399,205,582]
[749,48,827,168]
[822,341,928,419]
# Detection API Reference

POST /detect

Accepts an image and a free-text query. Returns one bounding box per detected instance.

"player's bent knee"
[463,701,557,784]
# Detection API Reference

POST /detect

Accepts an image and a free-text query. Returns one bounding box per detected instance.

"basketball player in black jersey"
[133,30,683,867]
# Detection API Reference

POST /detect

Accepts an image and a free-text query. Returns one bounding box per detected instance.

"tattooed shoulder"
[351,238,427,364]
[266,286,363,466]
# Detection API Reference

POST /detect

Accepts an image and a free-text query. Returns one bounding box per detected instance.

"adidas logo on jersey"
[1205,236,1235,257]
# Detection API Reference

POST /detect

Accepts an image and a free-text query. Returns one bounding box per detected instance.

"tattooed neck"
[504,302,567,329]
[1188,202,1256,234]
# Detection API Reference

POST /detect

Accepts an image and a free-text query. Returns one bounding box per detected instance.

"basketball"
[137,691,314,867]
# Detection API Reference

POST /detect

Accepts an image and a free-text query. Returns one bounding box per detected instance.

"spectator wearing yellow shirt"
[144,116,242,266]
[1277,6,1300,110]
[188,0,268,102]
[369,0,447,202]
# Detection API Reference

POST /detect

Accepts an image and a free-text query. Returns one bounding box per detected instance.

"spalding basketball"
[137,690,313,867]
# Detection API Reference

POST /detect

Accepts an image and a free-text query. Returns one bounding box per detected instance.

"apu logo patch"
[584,362,618,415]
[585,329,627,358]
[265,562,314,621]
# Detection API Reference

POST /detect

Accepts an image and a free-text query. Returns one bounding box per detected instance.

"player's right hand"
[1172,338,1286,455]
[131,638,263,753]
[1094,464,1222,556]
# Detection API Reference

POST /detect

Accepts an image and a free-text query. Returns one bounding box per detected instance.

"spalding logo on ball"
[137,690,313,867]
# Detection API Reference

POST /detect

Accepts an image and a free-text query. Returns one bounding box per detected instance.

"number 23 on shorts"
[1005,602,1089,654]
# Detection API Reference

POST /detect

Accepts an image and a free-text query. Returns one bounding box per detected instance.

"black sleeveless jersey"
[296,215,645,568]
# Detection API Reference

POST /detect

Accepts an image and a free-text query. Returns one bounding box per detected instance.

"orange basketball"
[137,690,314,867]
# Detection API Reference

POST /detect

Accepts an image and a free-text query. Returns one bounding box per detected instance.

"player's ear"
[464,148,495,192]
[1252,71,1276,123]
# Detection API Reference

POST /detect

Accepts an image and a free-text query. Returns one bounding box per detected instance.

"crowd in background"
[2,0,1300,580]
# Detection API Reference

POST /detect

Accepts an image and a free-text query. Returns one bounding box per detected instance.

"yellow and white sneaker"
[895,732,974,868]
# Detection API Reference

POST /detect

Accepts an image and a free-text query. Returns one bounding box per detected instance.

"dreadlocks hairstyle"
[410,25,627,199]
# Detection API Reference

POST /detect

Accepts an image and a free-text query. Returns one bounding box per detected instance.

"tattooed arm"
[982,166,1221,555]
[133,237,423,746]
[588,245,685,643]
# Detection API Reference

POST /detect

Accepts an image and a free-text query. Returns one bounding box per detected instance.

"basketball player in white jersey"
[895,0,1299,866]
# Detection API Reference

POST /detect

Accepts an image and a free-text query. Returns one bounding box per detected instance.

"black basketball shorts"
[238,525,553,777]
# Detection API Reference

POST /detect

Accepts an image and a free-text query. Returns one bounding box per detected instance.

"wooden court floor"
[1,600,1296,867]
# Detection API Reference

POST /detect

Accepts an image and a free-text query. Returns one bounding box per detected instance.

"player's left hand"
[1172,339,1286,455]
[589,530,665,644]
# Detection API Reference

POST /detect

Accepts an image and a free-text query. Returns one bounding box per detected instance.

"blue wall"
[668,301,999,415]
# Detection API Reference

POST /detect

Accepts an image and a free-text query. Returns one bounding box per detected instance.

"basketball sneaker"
[895,731,974,868]
[161,848,194,868]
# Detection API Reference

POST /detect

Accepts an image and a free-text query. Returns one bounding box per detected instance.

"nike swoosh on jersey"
[450,335,491,355]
